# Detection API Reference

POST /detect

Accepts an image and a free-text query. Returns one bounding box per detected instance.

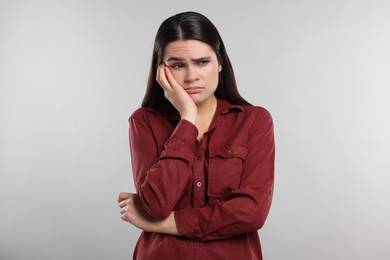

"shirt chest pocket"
[207,145,248,198]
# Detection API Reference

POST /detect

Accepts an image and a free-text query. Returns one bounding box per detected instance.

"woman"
[118,11,275,260]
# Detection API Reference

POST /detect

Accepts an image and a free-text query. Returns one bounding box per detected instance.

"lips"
[185,87,203,94]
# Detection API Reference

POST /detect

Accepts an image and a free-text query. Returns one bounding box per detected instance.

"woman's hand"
[118,192,179,235]
[118,192,154,232]
[156,64,197,124]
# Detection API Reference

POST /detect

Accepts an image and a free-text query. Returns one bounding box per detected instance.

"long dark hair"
[141,11,251,109]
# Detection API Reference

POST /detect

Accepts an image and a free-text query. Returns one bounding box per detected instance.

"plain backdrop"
[1,0,389,259]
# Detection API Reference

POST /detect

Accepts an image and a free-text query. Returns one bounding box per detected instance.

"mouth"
[184,86,203,94]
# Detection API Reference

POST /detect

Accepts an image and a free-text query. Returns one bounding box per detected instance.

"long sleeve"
[174,108,275,241]
[129,109,198,219]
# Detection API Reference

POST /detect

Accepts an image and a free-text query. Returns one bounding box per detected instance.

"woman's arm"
[129,111,198,219]
[118,192,179,235]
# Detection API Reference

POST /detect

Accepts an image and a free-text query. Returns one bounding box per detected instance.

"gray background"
[1,0,389,259]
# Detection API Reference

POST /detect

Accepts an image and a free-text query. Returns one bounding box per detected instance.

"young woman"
[118,11,275,260]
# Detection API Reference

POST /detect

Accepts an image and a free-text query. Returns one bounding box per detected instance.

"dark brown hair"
[141,11,251,109]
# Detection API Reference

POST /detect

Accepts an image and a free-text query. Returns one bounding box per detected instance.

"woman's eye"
[198,60,209,65]
[171,63,184,69]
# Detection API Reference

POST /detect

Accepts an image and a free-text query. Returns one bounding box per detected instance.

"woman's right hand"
[156,64,197,124]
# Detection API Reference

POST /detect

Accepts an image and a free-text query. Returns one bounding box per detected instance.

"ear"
[218,64,222,72]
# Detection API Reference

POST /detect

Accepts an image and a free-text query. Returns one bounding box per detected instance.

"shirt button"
[197,182,202,187]
[228,149,234,154]
[196,156,201,160]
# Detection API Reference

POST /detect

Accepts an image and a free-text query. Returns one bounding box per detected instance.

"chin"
[191,99,203,106]
[190,95,204,104]
[191,94,215,106]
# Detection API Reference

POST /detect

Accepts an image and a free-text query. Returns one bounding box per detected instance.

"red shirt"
[129,98,275,260]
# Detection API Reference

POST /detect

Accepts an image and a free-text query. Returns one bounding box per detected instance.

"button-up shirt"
[129,98,275,260]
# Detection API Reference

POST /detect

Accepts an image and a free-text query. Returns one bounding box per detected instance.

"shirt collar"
[216,98,244,114]
[147,98,244,121]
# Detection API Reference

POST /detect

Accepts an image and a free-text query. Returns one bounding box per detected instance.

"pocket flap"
[208,145,248,160]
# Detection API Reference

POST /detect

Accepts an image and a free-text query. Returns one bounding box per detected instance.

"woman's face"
[163,40,222,106]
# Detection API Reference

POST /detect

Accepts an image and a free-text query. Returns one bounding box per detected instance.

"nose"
[184,65,199,83]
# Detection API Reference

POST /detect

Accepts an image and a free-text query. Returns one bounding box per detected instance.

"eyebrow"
[165,56,212,62]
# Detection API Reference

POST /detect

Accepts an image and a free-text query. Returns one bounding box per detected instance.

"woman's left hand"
[118,192,179,235]
[118,192,156,232]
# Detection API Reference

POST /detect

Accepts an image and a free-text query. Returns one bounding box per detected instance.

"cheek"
[206,67,220,85]
[170,70,185,84]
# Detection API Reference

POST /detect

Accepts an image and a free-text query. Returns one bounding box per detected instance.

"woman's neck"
[196,95,217,121]
[195,96,217,142]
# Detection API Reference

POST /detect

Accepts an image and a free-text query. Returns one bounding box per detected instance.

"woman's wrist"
[155,212,180,236]
[181,113,197,125]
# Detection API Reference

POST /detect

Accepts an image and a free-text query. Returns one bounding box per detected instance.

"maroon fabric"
[129,98,275,260]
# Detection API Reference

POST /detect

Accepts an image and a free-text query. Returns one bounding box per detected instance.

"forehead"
[163,40,216,59]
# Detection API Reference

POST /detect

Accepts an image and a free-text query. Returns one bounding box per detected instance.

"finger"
[119,199,128,208]
[117,192,131,203]
[157,64,172,91]
[118,192,130,203]
[156,64,165,85]
[164,66,181,90]
[121,213,128,221]
[156,64,163,83]
[120,205,127,214]
[120,194,137,207]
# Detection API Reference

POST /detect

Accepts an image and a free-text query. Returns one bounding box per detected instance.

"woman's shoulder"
[241,104,273,120]
[129,106,177,124]
[128,107,149,121]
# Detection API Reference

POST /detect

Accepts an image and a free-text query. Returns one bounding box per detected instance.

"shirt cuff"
[175,208,204,241]
[169,119,198,145]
